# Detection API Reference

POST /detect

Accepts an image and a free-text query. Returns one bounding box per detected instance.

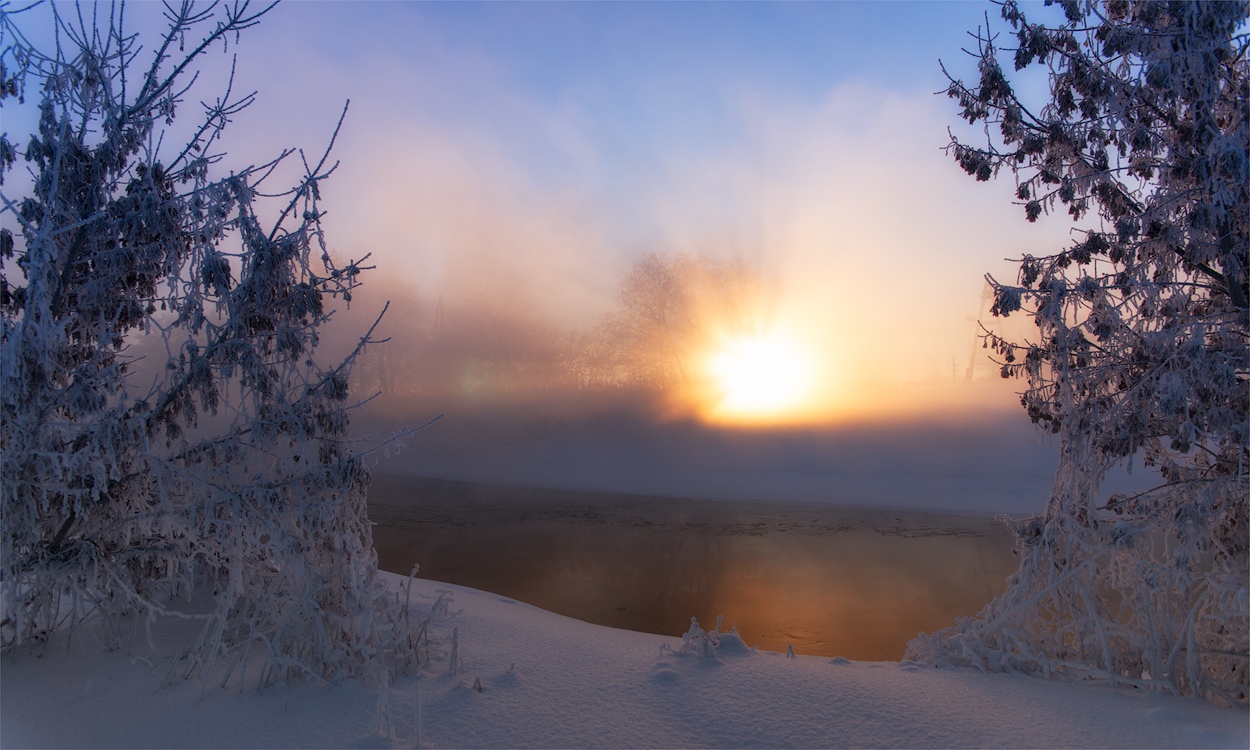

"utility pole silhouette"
[433,294,446,339]
[964,282,994,382]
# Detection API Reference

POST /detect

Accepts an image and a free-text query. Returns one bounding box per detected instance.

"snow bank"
[2,574,1244,749]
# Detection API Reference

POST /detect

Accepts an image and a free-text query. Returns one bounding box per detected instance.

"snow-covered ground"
[3,574,1245,749]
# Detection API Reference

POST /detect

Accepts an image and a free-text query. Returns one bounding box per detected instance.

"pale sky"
[9,0,1079,405]
[234,2,1073,386]
[3,1,1117,508]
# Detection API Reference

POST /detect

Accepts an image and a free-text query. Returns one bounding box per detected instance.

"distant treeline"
[345,254,771,400]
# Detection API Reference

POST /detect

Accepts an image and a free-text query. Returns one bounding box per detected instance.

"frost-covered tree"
[906,0,1248,706]
[0,2,421,687]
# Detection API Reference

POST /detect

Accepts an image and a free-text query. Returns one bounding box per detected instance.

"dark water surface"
[368,473,1018,661]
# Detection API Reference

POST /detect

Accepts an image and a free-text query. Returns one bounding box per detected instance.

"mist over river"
[368,474,1018,660]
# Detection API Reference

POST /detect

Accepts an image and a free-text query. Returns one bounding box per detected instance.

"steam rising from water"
[293,84,1087,513]
[311,83,1069,416]
[213,10,1102,511]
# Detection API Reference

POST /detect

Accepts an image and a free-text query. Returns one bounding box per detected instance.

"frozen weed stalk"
[0,1,425,688]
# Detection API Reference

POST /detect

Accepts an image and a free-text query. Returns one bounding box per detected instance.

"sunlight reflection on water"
[368,474,1017,661]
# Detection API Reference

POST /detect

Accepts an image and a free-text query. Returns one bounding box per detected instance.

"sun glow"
[705,331,816,422]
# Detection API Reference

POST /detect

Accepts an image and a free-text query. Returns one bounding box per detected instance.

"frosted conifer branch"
[908,0,1248,707]
[0,1,428,688]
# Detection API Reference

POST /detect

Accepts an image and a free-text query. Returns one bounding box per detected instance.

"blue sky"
[255,2,1007,200]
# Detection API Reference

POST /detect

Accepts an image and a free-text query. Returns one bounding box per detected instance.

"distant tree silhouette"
[582,254,766,389]
[422,294,564,395]
[348,276,427,397]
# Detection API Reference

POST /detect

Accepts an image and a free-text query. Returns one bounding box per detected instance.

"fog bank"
[353,384,1071,515]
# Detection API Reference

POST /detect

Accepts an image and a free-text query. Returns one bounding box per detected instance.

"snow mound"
[1,574,1246,749]
[666,615,757,660]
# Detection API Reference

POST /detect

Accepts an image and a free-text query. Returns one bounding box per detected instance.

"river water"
[368,473,1019,661]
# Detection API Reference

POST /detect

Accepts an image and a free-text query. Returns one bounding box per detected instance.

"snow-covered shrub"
[906,0,1248,707]
[0,2,419,686]
[667,616,753,659]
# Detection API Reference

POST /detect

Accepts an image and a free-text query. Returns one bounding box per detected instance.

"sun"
[707,331,815,420]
